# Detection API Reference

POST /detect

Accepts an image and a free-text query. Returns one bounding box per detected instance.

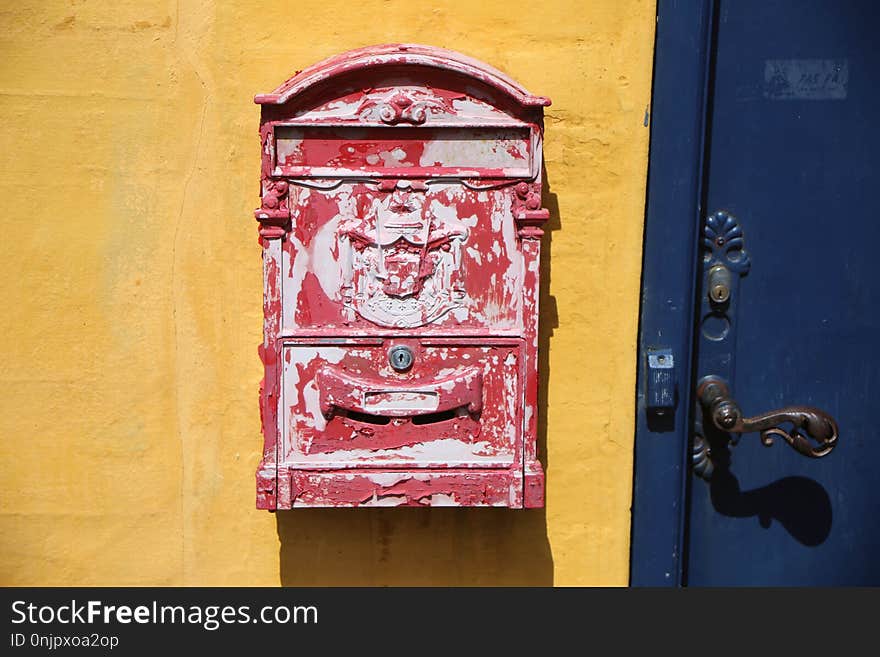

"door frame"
[629,0,716,586]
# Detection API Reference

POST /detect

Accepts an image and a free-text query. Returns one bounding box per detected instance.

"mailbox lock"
[389,345,414,372]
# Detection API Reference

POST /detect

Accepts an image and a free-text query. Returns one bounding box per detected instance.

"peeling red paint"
[286,470,517,507]
[255,44,549,509]
[275,126,530,174]
[284,342,511,459]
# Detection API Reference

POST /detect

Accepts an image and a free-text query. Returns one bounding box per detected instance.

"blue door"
[632,0,880,585]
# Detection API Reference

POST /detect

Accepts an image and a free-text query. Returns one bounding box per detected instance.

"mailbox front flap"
[281,340,521,469]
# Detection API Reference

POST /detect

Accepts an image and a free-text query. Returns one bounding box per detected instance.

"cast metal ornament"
[703,210,750,274]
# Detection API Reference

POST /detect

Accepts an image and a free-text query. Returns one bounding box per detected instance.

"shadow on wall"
[276,171,560,586]
[277,507,552,585]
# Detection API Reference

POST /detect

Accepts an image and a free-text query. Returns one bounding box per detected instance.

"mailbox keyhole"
[389,345,414,372]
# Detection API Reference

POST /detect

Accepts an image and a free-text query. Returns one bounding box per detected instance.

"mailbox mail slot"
[254,44,550,508]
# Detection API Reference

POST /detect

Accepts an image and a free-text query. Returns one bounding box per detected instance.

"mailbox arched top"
[254,43,551,109]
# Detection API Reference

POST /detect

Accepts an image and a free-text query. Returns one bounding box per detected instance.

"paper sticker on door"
[763,59,848,100]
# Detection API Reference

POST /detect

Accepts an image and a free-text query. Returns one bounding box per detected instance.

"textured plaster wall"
[0,0,656,585]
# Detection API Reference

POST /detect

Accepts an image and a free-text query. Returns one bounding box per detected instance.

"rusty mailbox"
[254,44,550,508]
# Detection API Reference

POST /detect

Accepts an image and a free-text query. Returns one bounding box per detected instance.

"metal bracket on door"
[691,211,838,479]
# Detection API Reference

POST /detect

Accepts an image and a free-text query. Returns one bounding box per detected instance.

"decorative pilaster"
[512,181,549,238]
[255,178,290,239]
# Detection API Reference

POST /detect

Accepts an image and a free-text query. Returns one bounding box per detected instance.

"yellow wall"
[0,0,655,585]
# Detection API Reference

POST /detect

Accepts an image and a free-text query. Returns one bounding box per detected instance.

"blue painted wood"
[629,0,714,586]
[633,0,880,586]
[685,0,880,586]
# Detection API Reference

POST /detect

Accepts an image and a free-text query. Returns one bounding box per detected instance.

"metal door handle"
[697,377,838,458]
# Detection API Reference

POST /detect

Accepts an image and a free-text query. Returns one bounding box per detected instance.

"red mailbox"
[254,44,550,508]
